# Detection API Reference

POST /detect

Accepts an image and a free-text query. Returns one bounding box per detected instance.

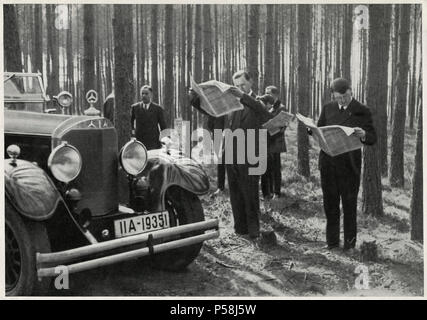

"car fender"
[140,149,210,211]
[4,159,62,221]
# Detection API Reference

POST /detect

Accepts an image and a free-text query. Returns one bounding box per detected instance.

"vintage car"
[4,72,219,296]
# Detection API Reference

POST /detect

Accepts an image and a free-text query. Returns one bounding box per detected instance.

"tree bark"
[151,5,159,102]
[46,4,59,96]
[32,4,43,73]
[247,5,260,93]
[113,4,134,149]
[342,4,353,81]
[4,5,23,72]
[202,5,212,81]
[408,5,418,130]
[83,4,96,97]
[296,4,311,177]
[263,4,274,89]
[410,90,423,242]
[164,4,174,126]
[362,5,391,216]
[390,4,411,188]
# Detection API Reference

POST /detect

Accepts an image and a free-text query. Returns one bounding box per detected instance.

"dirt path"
[51,191,423,297]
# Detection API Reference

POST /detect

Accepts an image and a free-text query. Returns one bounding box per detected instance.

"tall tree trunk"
[247,5,260,93]
[46,4,59,96]
[389,4,400,126]
[410,91,423,242]
[194,5,202,83]
[185,4,193,124]
[83,4,96,97]
[202,5,212,81]
[408,5,418,130]
[264,4,274,89]
[333,6,342,78]
[390,4,411,188]
[186,5,193,86]
[151,5,159,102]
[362,5,391,216]
[296,4,311,177]
[113,4,134,150]
[4,5,23,72]
[32,4,43,73]
[180,6,187,119]
[342,4,353,80]
[164,5,174,126]
[194,4,202,129]
[66,4,75,114]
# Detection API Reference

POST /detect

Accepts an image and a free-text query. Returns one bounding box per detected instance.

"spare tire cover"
[5,159,61,220]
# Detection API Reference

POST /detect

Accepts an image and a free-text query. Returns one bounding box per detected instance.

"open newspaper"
[296,113,363,157]
[190,75,243,117]
[262,111,295,135]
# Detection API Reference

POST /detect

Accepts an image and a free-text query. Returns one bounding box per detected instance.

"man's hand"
[353,127,366,141]
[228,86,244,98]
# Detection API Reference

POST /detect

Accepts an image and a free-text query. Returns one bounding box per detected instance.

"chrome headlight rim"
[56,91,73,108]
[48,142,82,183]
[119,138,148,176]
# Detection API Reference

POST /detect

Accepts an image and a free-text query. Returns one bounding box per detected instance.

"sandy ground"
[50,122,423,297]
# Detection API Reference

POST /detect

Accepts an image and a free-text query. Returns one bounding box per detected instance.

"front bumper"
[37,219,219,277]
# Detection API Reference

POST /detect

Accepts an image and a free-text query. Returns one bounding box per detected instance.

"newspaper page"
[262,111,295,135]
[296,113,363,157]
[190,75,243,117]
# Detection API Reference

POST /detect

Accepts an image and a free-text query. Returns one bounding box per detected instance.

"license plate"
[114,212,170,238]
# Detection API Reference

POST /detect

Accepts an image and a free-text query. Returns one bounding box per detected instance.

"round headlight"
[56,91,73,108]
[48,142,82,183]
[120,138,148,176]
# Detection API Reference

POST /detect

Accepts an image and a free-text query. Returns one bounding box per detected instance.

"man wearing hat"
[316,78,376,252]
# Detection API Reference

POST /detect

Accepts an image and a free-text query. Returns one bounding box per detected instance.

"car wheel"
[5,201,51,296]
[150,187,204,271]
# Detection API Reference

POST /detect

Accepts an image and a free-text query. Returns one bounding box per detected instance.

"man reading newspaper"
[189,71,273,241]
[313,78,376,253]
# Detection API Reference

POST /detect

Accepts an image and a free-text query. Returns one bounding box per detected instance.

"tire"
[5,201,51,296]
[151,187,205,271]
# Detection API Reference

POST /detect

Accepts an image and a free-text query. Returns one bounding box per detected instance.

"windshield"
[4,74,44,100]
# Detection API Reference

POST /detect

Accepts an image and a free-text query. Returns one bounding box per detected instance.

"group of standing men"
[106,72,376,253]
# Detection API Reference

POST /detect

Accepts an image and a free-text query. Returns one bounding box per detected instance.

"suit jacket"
[190,91,273,166]
[130,101,167,150]
[268,100,287,154]
[317,98,376,175]
[103,95,115,124]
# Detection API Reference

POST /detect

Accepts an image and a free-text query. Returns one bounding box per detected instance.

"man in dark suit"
[317,78,376,252]
[207,115,226,194]
[103,91,115,124]
[189,71,272,239]
[130,85,167,150]
[261,86,287,199]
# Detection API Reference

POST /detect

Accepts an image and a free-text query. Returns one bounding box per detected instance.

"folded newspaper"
[296,113,363,157]
[262,111,294,135]
[190,75,243,117]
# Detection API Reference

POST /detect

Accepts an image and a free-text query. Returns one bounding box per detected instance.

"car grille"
[62,127,118,216]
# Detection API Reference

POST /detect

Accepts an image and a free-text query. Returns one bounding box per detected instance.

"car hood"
[4,110,106,140]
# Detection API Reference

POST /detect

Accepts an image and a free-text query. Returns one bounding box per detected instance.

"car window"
[4,75,44,100]
[5,102,44,113]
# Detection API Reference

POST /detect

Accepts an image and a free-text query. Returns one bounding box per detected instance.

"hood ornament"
[84,90,101,116]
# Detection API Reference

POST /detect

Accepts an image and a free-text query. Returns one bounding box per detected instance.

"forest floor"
[53,121,423,297]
